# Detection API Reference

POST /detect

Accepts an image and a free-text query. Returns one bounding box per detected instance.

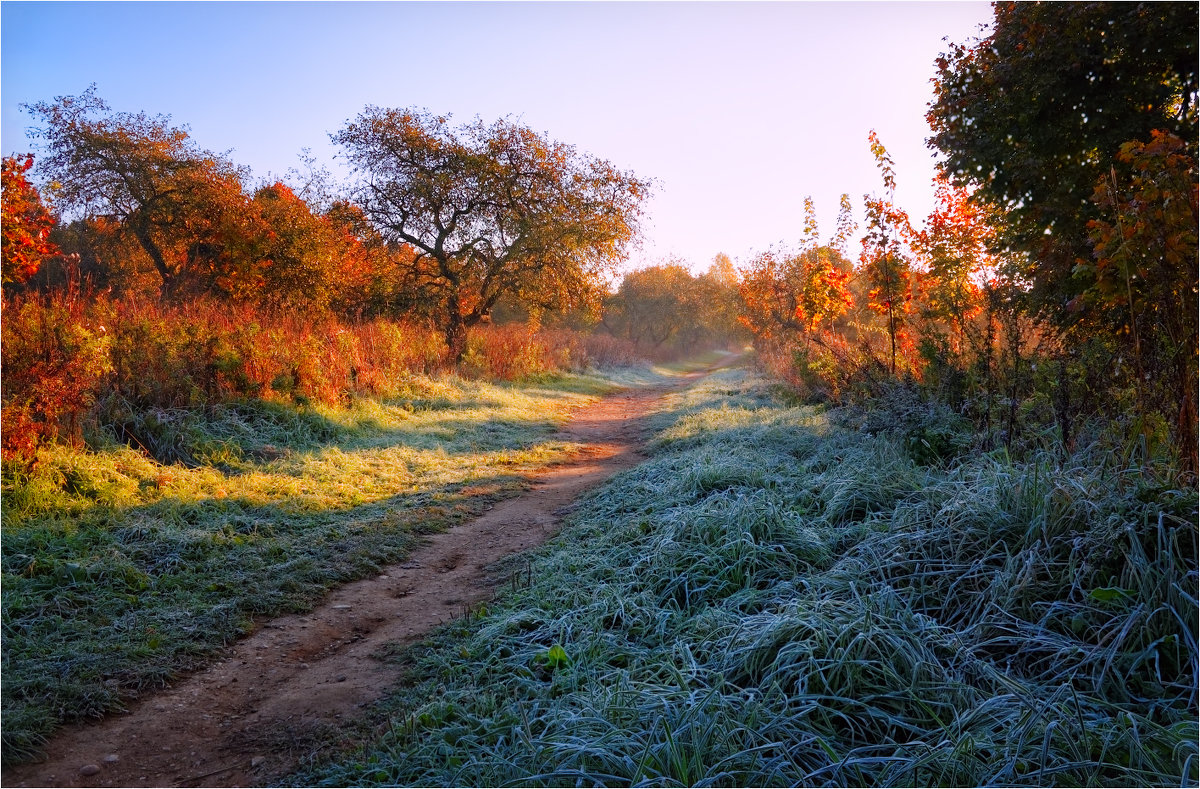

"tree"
[1083,131,1198,468]
[323,200,419,319]
[927,2,1199,320]
[737,205,857,403]
[248,182,342,312]
[912,177,991,356]
[737,196,855,344]
[860,132,914,374]
[698,253,748,347]
[23,87,249,299]
[604,262,701,353]
[2,155,60,285]
[333,108,649,361]
[738,245,854,342]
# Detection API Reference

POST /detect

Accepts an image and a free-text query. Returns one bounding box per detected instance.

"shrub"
[1,288,110,462]
[2,292,642,466]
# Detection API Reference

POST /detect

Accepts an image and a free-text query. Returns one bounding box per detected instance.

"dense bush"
[1,287,110,462]
[1,289,638,465]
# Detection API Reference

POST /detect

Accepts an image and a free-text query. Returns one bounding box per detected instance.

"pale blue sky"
[2,1,993,273]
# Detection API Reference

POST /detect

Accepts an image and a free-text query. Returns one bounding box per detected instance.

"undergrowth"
[0,367,659,764]
[0,287,645,464]
[293,367,1198,787]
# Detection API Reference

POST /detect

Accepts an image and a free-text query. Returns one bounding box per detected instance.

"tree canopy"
[23,87,250,299]
[602,260,742,355]
[927,1,1199,318]
[333,108,650,359]
[2,155,60,285]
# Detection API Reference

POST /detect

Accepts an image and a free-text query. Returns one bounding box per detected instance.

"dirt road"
[5,367,714,788]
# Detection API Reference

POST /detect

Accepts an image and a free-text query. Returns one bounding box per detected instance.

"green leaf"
[1088,586,1134,604]
[541,644,570,670]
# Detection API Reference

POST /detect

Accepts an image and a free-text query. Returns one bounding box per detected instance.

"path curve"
[6,366,718,788]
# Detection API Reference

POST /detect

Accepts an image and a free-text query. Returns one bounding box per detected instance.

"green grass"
[0,367,673,765]
[292,367,1198,787]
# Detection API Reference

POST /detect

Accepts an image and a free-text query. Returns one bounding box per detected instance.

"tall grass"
[296,367,1197,787]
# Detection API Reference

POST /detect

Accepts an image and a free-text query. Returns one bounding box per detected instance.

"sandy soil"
[5,368,711,788]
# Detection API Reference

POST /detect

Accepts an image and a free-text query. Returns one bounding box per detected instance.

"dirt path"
[5,366,720,788]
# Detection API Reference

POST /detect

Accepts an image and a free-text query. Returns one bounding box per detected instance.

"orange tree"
[912,177,991,358]
[322,200,419,319]
[2,154,60,285]
[739,248,853,340]
[23,87,250,299]
[333,108,649,362]
[247,183,342,312]
[860,132,914,374]
[738,196,855,345]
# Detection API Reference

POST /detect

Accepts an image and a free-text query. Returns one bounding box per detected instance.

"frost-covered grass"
[294,367,1198,787]
[0,367,673,764]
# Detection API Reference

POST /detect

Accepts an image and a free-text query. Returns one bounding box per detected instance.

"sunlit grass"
[0,367,672,764]
[293,367,1198,788]
[653,347,743,375]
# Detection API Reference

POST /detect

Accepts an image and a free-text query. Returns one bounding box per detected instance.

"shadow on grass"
[0,363,692,764]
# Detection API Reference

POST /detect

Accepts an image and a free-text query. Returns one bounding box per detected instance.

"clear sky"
[1,1,993,274]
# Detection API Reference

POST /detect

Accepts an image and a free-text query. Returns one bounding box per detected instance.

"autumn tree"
[2,154,60,285]
[245,182,343,312]
[738,196,856,352]
[1084,131,1199,467]
[333,108,649,361]
[697,253,748,348]
[927,2,1198,320]
[912,177,991,356]
[23,87,250,299]
[322,200,419,319]
[604,263,691,350]
[860,132,913,374]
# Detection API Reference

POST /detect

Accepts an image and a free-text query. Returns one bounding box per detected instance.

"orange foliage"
[1,285,110,461]
[738,248,853,341]
[911,177,993,355]
[0,288,641,461]
[2,155,60,285]
[860,132,916,374]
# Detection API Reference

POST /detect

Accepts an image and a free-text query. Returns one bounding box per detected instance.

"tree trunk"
[445,312,468,366]
[130,223,176,300]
